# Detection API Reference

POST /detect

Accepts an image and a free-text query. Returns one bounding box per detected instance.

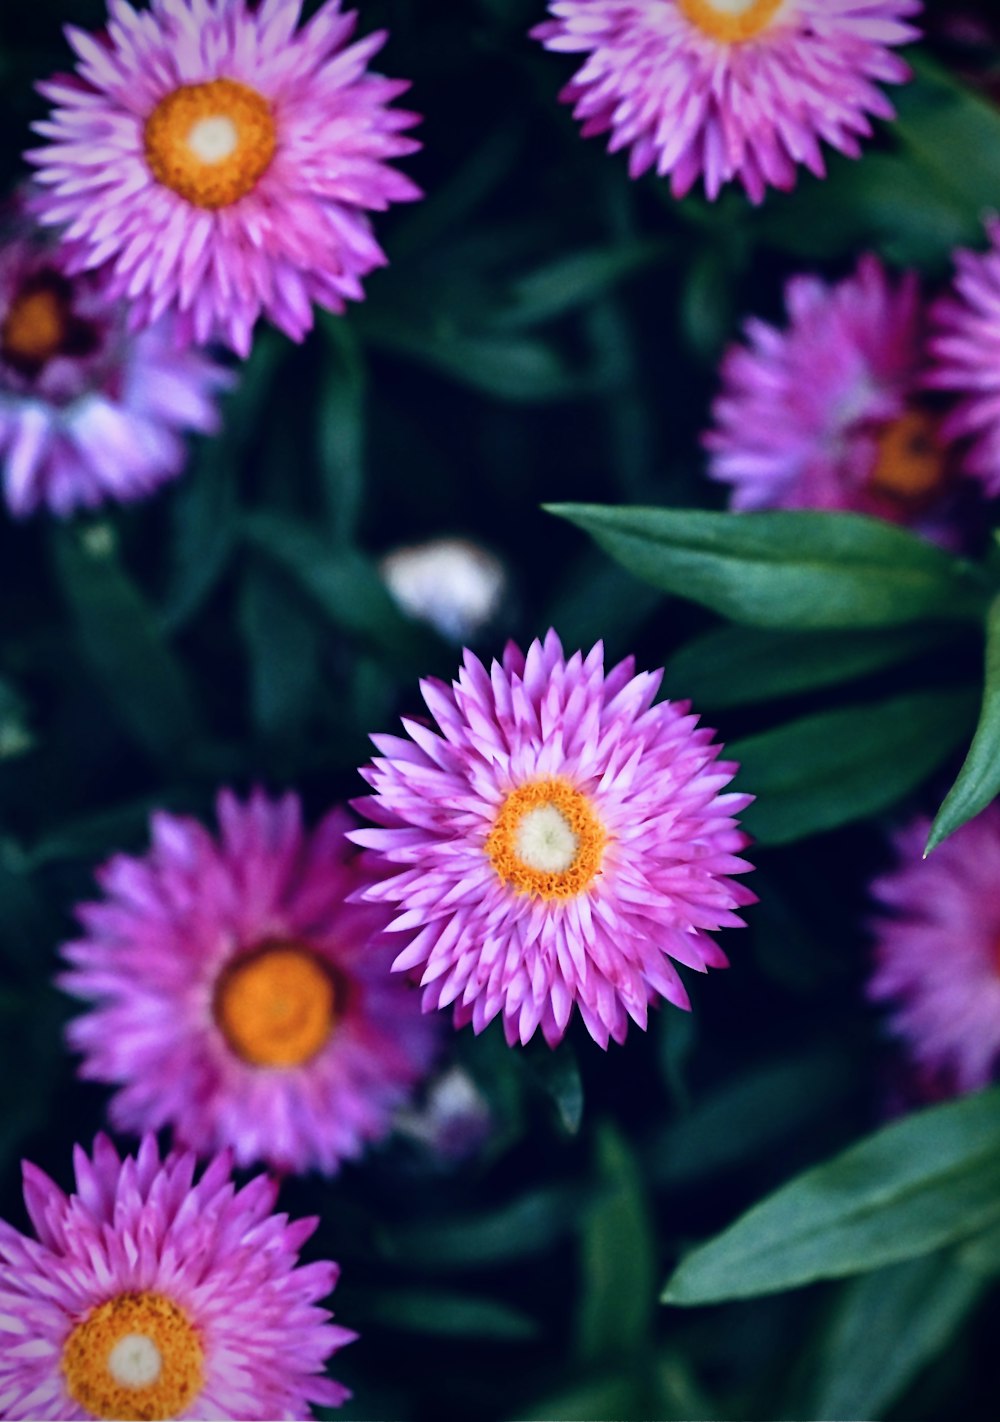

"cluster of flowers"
[2,0,1000,1417]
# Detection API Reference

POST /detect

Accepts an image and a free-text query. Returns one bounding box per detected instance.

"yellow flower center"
[2,282,70,371]
[676,0,786,43]
[486,777,607,900]
[213,941,339,1068]
[62,1291,203,1421]
[868,410,949,507]
[144,78,277,209]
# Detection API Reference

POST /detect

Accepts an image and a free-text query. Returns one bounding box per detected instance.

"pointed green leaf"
[662,1087,1000,1306]
[546,505,990,630]
[926,593,1000,854]
[732,687,977,845]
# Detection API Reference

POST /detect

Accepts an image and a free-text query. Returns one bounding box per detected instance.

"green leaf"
[522,1037,584,1136]
[545,505,990,630]
[662,1087,1000,1306]
[664,624,952,710]
[808,1253,984,1422]
[347,1287,538,1341]
[51,524,201,762]
[510,1373,644,1422]
[0,677,33,760]
[926,592,1000,854]
[238,566,321,741]
[732,687,977,846]
[380,1185,591,1270]
[242,512,439,665]
[577,1124,656,1364]
[317,317,366,547]
[494,240,669,330]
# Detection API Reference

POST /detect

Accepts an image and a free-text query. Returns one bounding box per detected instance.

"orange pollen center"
[61,1291,203,1422]
[213,942,338,1068]
[677,0,785,42]
[2,285,68,367]
[485,777,607,900]
[143,78,276,209]
[868,410,949,505]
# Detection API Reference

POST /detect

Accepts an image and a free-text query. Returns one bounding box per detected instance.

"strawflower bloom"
[0,1133,353,1421]
[0,226,229,517]
[27,0,421,356]
[351,630,755,1049]
[705,254,963,531]
[60,791,438,1174]
[531,0,922,202]
[869,805,1000,1094]
[927,217,1000,496]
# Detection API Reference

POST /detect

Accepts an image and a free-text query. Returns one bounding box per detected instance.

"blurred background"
[1,2,998,1418]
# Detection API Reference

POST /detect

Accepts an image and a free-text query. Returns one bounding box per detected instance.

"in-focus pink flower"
[27,0,421,356]
[927,217,1000,496]
[869,806,1000,1094]
[705,254,965,534]
[0,1133,353,1421]
[531,0,921,202]
[0,223,229,517]
[350,630,755,1050]
[60,791,438,1174]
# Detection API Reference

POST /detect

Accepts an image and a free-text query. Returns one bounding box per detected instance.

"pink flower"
[27,0,421,356]
[60,790,439,1174]
[0,223,229,517]
[705,254,964,534]
[927,217,1000,496]
[0,1133,353,1420]
[531,0,921,203]
[869,806,1000,1094]
[350,630,755,1050]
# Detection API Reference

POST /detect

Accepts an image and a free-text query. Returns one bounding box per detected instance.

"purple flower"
[60,790,439,1174]
[351,631,755,1050]
[869,806,1000,1094]
[27,0,421,355]
[531,0,922,202]
[0,1133,354,1420]
[706,253,966,536]
[0,225,229,517]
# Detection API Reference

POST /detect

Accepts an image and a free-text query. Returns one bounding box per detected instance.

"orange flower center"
[144,78,277,209]
[213,941,339,1068]
[868,410,949,506]
[62,1291,203,1421]
[2,282,70,370]
[486,777,607,900]
[676,0,785,43]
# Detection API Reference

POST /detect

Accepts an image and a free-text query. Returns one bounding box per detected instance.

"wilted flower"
[869,806,1000,1093]
[380,537,508,644]
[351,630,755,1049]
[0,1133,353,1420]
[531,0,921,202]
[27,0,421,355]
[60,791,438,1174]
[706,254,964,535]
[0,225,229,517]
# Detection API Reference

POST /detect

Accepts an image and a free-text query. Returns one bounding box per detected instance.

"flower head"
[0,1133,353,1420]
[531,0,921,202]
[705,254,963,533]
[869,805,1000,1094]
[351,631,755,1050]
[60,790,438,1174]
[927,217,1000,496]
[0,223,229,517]
[27,0,421,355]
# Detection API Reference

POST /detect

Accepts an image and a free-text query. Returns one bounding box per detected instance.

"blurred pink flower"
[869,806,1000,1094]
[27,0,421,355]
[927,217,1000,496]
[706,253,966,535]
[61,790,438,1174]
[0,1133,353,1420]
[351,630,755,1050]
[531,0,921,202]
[0,225,229,517]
